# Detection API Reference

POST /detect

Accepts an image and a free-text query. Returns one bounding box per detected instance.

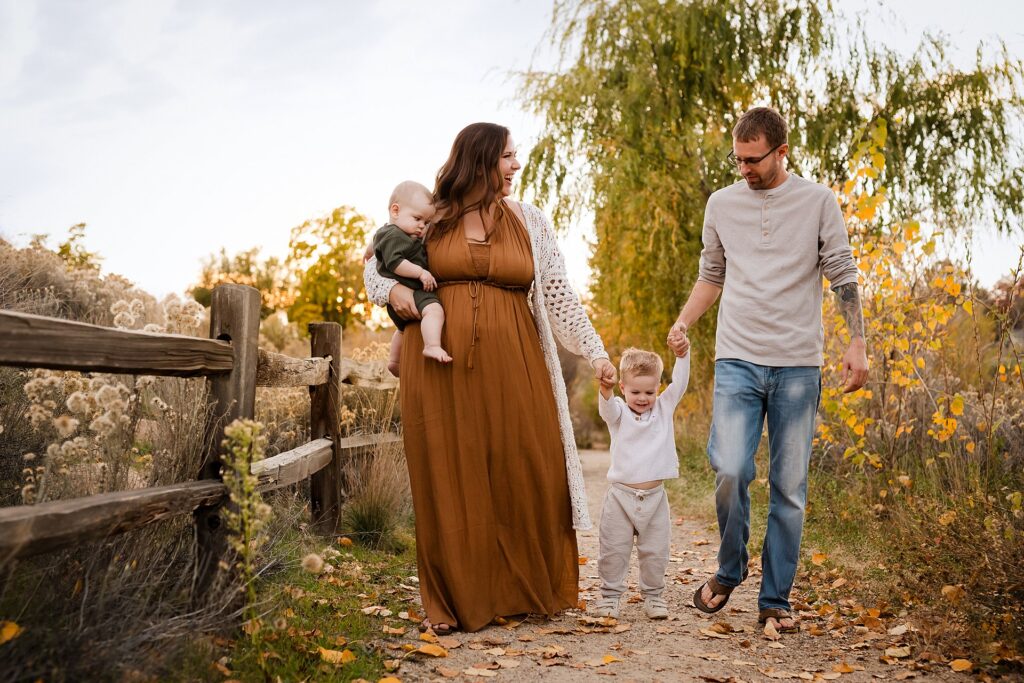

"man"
[667,107,868,633]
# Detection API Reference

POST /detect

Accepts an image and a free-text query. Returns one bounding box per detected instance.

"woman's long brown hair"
[430,122,510,238]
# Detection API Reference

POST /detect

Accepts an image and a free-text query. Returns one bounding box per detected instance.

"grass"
[174,532,419,683]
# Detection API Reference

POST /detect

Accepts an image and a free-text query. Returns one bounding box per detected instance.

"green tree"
[521,0,1024,352]
[190,247,288,319]
[286,206,373,331]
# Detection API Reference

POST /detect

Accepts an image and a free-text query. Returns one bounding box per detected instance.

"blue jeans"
[708,359,821,612]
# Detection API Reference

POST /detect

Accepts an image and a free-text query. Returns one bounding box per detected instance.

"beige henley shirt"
[697,173,858,367]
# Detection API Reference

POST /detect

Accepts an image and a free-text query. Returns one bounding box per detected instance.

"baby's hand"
[419,270,437,291]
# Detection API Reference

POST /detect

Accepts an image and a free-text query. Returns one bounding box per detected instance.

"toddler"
[372,180,452,376]
[594,346,690,620]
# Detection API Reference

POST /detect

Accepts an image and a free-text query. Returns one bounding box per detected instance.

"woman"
[364,123,615,633]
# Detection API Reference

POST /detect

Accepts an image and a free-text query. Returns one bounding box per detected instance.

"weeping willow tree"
[520,0,1024,352]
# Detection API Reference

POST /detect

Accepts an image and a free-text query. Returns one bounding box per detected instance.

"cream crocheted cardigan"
[363,201,608,530]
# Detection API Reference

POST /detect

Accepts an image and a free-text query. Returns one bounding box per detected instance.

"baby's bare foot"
[423,346,452,364]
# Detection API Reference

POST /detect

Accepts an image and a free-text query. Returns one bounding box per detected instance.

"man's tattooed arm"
[834,282,865,340]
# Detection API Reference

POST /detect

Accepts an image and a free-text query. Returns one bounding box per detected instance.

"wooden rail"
[0,284,401,589]
[0,310,233,377]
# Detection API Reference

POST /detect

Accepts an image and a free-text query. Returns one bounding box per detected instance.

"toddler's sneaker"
[592,596,621,619]
[643,595,669,620]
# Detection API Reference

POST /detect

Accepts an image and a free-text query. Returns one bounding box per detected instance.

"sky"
[2,0,1023,301]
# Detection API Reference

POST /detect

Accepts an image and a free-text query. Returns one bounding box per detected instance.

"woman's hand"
[389,284,421,320]
[592,357,617,390]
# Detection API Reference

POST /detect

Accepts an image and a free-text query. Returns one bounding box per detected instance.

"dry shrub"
[811,121,1024,658]
[340,438,411,553]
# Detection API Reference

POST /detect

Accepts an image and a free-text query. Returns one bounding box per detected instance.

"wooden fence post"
[308,322,343,534]
[193,284,261,598]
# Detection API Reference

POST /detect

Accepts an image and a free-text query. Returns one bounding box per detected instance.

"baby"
[372,180,452,376]
[593,345,690,620]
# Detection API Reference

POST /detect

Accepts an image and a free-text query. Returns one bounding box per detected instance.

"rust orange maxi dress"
[398,206,579,633]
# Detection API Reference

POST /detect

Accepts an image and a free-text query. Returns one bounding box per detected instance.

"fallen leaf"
[382,625,406,635]
[602,655,621,664]
[938,510,956,526]
[812,553,827,566]
[831,577,848,589]
[709,621,735,634]
[211,661,232,676]
[834,662,856,673]
[437,636,462,649]
[700,628,731,639]
[415,644,448,657]
[613,623,632,634]
[699,653,728,661]
[941,585,966,604]
[383,658,400,672]
[578,556,590,565]
[484,647,506,656]
[318,647,356,665]
[949,659,973,672]
[763,621,781,641]
[338,536,353,546]
[888,624,908,636]
[496,658,521,668]
[885,646,911,658]
[0,621,23,645]
[435,666,461,678]
[420,631,439,643]
[464,668,497,677]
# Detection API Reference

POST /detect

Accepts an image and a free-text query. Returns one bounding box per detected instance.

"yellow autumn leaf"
[415,644,449,657]
[938,510,957,526]
[950,395,964,416]
[318,647,356,664]
[338,536,354,547]
[942,585,966,603]
[966,441,976,454]
[949,659,973,672]
[379,678,402,683]
[0,621,22,645]
[833,662,856,673]
[602,655,622,664]
[962,300,973,315]
[811,553,827,566]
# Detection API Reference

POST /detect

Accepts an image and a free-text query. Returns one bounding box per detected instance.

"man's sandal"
[758,608,799,633]
[692,576,736,613]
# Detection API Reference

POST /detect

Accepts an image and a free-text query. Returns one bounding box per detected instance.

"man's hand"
[841,338,869,393]
[388,284,421,320]
[667,321,690,358]
[593,357,617,390]
[419,270,437,292]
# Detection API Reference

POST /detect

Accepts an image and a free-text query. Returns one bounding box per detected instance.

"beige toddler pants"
[598,482,671,599]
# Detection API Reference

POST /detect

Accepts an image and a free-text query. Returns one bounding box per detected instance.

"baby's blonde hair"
[389,180,433,210]
[619,348,663,381]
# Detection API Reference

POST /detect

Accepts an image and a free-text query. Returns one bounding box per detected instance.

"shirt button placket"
[761,195,771,243]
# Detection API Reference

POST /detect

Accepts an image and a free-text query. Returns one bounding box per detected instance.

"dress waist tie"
[438,279,526,370]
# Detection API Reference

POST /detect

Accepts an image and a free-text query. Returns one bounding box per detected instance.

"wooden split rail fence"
[0,284,400,595]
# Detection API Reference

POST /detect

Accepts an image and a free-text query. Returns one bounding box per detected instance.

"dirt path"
[393,450,959,682]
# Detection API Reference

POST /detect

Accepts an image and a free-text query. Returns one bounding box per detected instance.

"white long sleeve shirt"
[598,355,691,484]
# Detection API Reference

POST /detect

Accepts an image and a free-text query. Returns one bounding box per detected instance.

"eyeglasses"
[726,143,782,168]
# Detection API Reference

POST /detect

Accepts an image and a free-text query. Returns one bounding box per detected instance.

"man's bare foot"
[700,584,728,611]
[387,361,400,377]
[764,615,797,631]
[423,345,452,363]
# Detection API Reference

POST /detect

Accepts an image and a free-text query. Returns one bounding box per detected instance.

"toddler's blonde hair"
[389,180,433,209]
[619,348,663,381]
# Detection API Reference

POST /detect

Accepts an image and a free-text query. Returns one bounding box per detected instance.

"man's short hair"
[619,348,664,380]
[733,107,788,149]
[389,180,433,208]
